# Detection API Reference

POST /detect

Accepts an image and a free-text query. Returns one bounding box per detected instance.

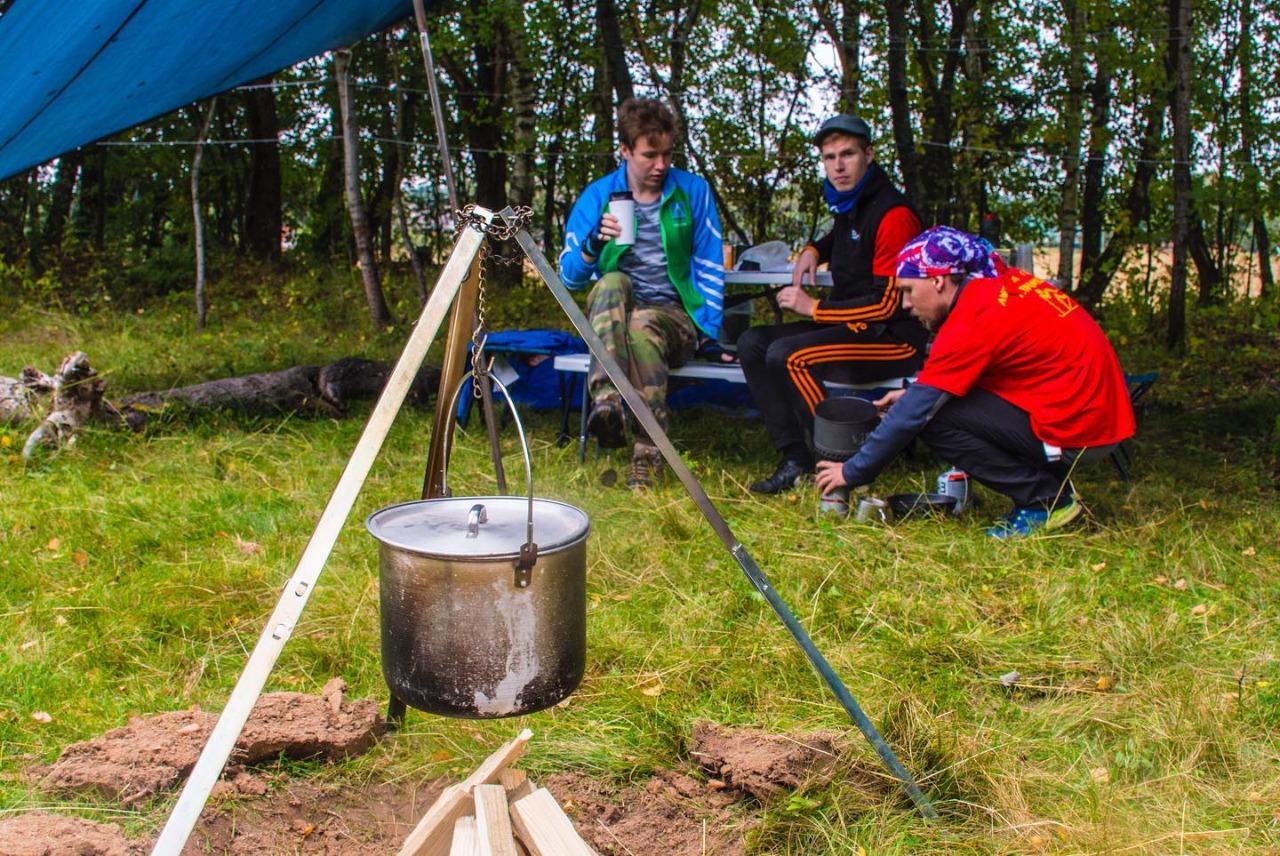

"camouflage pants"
[587,272,698,433]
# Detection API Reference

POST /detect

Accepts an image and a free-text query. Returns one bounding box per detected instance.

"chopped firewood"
[474,784,518,856]
[398,729,533,856]
[509,788,600,856]
[498,768,534,801]
[448,816,479,856]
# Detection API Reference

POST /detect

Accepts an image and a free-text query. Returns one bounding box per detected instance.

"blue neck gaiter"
[823,162,878,214]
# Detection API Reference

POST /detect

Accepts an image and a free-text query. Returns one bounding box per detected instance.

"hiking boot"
[749,458,813,495]
[986,495,1083,540]
[627,442,664,489]
[586,396,627,449]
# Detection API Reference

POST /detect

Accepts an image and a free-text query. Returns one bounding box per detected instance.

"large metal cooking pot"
[365,370,590,719]
[367,495,588,718]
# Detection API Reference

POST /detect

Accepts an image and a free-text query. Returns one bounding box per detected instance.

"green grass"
[2,283,1279,853]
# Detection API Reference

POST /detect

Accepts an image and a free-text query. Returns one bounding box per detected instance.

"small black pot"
[886,492,958,519]
[813,397,879,459]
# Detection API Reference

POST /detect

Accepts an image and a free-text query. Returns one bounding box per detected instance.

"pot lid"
[365,497,590,560]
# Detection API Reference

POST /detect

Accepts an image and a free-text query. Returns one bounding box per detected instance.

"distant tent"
[0,0,429,181]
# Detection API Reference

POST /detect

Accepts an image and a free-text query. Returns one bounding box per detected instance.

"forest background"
[0,0,1276,345]
[3,2,1280,852]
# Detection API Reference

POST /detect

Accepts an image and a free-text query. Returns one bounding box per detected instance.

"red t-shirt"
[917,270,1136,448]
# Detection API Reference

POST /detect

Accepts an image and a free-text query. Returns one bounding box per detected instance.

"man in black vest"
[739,114,929,494]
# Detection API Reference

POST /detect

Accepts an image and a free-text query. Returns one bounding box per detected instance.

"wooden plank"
[474,784,518,856]
[398,729,534,856]
[498,768,534,802]
[448,816,480,856]
[509,788,599,856]
[497,768,526,791]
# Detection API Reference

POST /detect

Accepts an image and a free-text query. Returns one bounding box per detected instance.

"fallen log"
[118,356,440,422]
[8,352,441,457]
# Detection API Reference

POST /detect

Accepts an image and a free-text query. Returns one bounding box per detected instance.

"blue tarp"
[0,0,422,181]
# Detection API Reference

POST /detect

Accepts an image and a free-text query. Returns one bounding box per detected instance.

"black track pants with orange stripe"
[738,320,925,464]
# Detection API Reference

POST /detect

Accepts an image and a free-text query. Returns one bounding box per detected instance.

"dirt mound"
[0,812,144,856]
[689,720,840,802]
[550,768,749,855]
[34,679,381,804]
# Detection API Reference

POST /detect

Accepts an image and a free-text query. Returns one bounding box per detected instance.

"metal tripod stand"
[150,204,935,855]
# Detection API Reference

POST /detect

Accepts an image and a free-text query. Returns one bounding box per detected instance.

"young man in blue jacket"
[559,97,725,488]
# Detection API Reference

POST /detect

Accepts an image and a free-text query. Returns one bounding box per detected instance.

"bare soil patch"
[8,693,852,854]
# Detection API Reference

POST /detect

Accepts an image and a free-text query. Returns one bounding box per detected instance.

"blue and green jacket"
[558,163,725,338]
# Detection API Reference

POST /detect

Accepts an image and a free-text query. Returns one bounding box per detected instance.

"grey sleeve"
[841,384,951,486]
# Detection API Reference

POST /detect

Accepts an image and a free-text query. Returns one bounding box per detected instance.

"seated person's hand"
[696,338,737,363]
[582,213,623,258]
[791,246,819,287]
[776,284,816,317]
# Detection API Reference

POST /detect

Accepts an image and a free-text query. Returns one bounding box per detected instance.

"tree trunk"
[72,150,108,251]
[1236,0,1272,298]
[119,357,439,418]
[1077,49,1111,280]
[597,0,635,104]
[508,5,538,210]
[390,73,428,307]
[1075,90,1164,309]
[1190,213,1223,306]
[1166,0,1191,350]
[884,0,923,209]
[902,0,973,224]
[371,34,401,264]
[192,97,218,331]
[335,49,394,330]
[41,152,81,254]
[629,0,749,244]
[25,169,42,274]
[1054,0,1087,289]
[815,0,862,111]
[242,79,283,263]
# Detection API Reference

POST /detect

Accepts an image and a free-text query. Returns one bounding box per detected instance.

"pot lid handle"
[440,367,537,556]
[466,503,488,538]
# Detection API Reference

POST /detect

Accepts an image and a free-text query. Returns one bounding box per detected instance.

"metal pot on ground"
[813,396,879,460]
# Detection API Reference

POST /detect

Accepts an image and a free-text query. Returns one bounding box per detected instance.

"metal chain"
[451,204,536,399]
[453,204,533,267]
[471,238,489,392]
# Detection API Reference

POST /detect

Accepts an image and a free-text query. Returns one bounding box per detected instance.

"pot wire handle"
[439,368,538,571]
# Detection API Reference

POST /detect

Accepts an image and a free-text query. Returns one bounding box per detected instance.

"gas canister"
[935,468,969,514]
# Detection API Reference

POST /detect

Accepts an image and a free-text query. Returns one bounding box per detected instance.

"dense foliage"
[0,0,1277,335]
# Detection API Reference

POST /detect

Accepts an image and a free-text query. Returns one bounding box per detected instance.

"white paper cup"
[609,192,636,246]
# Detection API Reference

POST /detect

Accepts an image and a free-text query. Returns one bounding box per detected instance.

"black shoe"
[587,397,627,448]
[749,458,813,495]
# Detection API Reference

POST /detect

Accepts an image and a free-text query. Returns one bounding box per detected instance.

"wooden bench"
[553,352,912,461]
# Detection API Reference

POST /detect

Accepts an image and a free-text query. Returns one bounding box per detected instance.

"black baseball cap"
[814,114,873,146]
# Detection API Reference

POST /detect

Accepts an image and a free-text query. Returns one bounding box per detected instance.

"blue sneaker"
[986,496,1082,540]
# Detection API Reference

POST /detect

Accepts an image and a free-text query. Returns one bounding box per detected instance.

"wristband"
[583,232,606,258]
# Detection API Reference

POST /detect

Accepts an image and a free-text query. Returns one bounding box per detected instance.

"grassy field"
[2,275,1279,853]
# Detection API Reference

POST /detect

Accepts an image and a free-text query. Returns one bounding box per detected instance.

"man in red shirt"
[815,226,1135,538]
[739,115,927,495]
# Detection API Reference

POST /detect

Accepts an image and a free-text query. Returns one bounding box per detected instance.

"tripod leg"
[510,219,937,822]
[150,223,489,856]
